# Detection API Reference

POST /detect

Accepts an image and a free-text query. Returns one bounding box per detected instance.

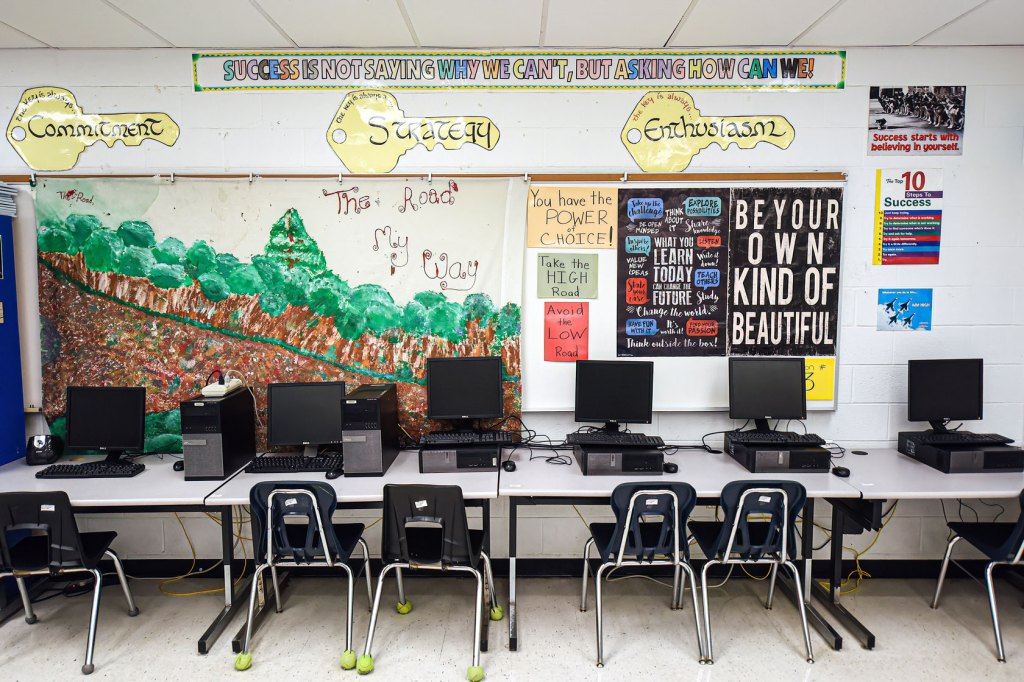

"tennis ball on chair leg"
[234,652,252,671]
[396,600,412,614]
[467,665,485,681]
[340,649,357,670]
[356,654,374,674]
[489,605,503,621]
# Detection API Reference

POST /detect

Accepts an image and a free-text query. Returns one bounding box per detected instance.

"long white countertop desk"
[839,447,1024,499]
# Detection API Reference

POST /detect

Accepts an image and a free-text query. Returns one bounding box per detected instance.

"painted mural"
[35,178,526,452]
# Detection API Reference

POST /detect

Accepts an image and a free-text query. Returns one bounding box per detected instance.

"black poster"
[617,188,730,357]
[727,187,842,356]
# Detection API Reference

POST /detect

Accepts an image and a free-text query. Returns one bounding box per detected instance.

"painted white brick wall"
[2,46,1022,565]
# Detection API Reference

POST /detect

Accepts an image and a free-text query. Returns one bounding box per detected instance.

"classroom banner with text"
[873,168,942,265]
[194,50,846,92]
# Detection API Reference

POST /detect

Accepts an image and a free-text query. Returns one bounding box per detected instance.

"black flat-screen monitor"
[574,360,654,430]
[729,358,806,431]
[65,386,146,462]
[908,358,983,430]
[267,381,345,453]
[426,357,504,422]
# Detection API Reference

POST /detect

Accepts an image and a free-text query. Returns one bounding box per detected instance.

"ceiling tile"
[106,0,291,48]
[917,0,1024,45]
[0,21,47,47]
[256,0,414,48]
[797,0,988,46]
[545,0,694,48]
[405,0,544,47]
[0,0,167,48]
[671,0,836,47]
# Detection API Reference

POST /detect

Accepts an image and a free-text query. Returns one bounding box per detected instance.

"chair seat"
[383,528,486,568]
[588,522,684,562]
[689,520,782,561]
[7,531,116,571]
[948,522,1019,562]
[275,522,365,563]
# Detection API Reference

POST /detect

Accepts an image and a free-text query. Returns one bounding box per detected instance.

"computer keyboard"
[420,431,514,447]
[36,461,145,479]
[918,432,1013,446]
[245,455,344,474]
[565,432,666,447]
[727,431,826,445]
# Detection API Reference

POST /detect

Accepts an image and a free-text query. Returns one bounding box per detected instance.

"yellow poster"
[804,357,836,401]
[621,91,795,172]
[326,89,499,173]
[526,186,617,249]
[6,87,179,172]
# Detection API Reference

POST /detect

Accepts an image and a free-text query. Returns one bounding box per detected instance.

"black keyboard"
[919,432,1013,446]
[728,431,826,445]
[36,462,145,479]
[245,455,344,474]
[420,431,514,447]
[566,432,666,447]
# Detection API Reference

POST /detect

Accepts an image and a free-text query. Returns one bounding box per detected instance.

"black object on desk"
[573,445,663,475]
[831,466,850,478]
[26,434,63,464]
[181,388,256,480]
[173,460,185,472]
[36,461,145,479]
[724,438,831,473]
[502,460,517,472]
[726,430,826,446]
[420,430,514,446]
[566,431,665,447]
[245,454,344,474]
[419,445,500,472]
[898,432,1023,473]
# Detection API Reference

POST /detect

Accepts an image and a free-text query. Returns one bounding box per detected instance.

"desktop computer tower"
[180,389,256,480]
[898,432,1024,473]
[573,445,663,475]
[342,383,400,476]
[725,440,831,473]
[419,445,499,473]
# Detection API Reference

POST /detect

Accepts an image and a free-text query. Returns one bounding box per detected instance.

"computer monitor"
[574,360,654,432]
[267,381,345,456]
[426,356,504,429]
[908,358,983,432]
[65,386,146,463]
[728,357,806,432]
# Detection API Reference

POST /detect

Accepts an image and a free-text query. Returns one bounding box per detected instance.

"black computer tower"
[573,445,663,475]
[725,440,831,473]
[342,383,400,476]
[898,432,1024,473]
[180,389,256,480]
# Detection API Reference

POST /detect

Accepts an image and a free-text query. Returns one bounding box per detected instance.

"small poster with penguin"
[876,288,932,331]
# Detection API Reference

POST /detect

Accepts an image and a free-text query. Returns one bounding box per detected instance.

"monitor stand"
[596,421,622,434]
[750,419,774,433]
[101,450,132,465]
[927,420,952,434]
[303,445,319,457]
[444,418,477,434]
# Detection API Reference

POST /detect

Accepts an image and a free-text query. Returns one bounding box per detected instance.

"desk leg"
[508,497,519,652]
[198,506,251,654]
[810,503,876,649]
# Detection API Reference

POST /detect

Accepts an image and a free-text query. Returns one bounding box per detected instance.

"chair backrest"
[712,480,807,562]
[381,484,473,568]
[1003,488,1024,563]
[603,482,697,564]
[0,491,87,572]
[249,481,342,565]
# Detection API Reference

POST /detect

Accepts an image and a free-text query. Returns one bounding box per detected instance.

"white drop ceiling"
[0,0,1018,49]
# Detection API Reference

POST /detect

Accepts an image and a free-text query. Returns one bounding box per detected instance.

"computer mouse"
[852,450,869,456]
[326,469,343,480]
[173,460,184,472]
[663,462,678,474]
[831,466,850,478]
[502,460,517,472]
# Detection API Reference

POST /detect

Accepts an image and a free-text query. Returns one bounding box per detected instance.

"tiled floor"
[1,573,1023,681]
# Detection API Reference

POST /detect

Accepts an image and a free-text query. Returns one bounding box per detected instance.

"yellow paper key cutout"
[326,89,500,173]
[6,87,180,172]
[621,91,795,172]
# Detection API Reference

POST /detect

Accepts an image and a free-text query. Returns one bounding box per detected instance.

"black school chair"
[689,480,813,663]
[580,482,704,666]
[932,488,1024,661]
[358,484,501,682]
[0,491,139,675]
[234,481,372,672]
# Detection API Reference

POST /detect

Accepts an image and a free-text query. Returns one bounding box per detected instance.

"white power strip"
[201,378,244,397]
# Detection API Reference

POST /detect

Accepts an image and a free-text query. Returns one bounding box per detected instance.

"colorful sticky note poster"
[873,169,942,265]
[877,289,932,331]
[804,357,836,401]
[536,253,598,299]
[867,86,965,156]
[527,186,617,249]
[544,301,588,361]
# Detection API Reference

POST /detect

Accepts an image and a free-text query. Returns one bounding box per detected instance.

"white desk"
[498,448,861,652]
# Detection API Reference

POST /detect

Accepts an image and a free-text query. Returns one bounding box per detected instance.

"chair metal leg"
[395,567,407,606]
[104,550,139,617]
[701,560,718,663]
[340,563,355,653]
[358,538,373,611]
[672,564,681,610]
[239,564,268,658]
[594,563,609,667]
[682,562,705,661]
[269,566,283,614]
[580,537,595,612]
[480,552,499,614]
[985,562,1006,662]
[676,563,688,610]
[784,560,814,663]
[932,535,962,609]
[469,567,484,669]
[766,563,779,610]
[81,569,103,675]
[15,576,37,624]
[363,563,399,660]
